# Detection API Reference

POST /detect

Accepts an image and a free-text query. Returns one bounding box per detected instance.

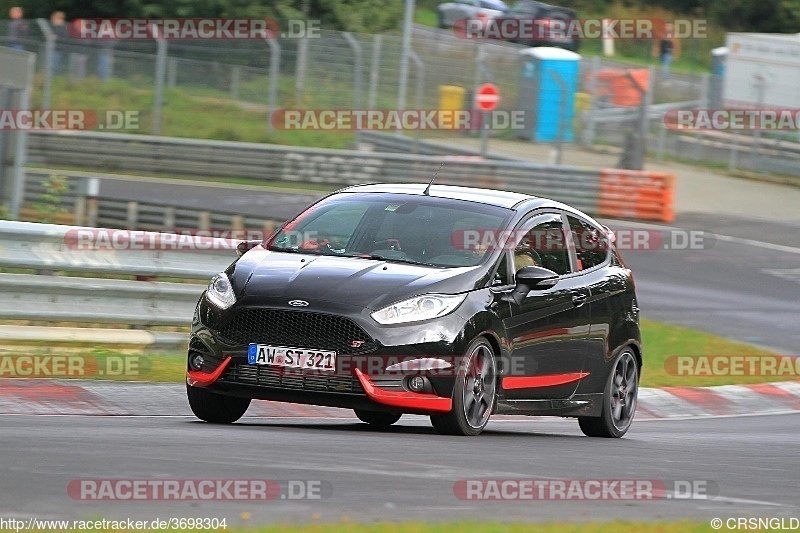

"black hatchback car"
[187,184,641,437]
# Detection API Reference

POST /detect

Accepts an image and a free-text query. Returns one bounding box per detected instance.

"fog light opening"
[190,354,205,371]
[408,375,426,392]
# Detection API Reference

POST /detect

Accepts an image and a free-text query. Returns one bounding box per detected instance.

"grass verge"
[3,319,785,388]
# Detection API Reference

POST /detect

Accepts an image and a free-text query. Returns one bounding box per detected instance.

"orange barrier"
[598,169,675,223]
[585,69,650,107]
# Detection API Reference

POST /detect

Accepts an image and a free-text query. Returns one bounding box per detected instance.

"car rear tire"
[578,348,639,438]
[354,409,402,427]
[430,338,496,436]
[186,383,251,424]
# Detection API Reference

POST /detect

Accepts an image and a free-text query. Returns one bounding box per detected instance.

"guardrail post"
[231,215,244,233]
[163,206,175,230]
[198,211,211,231]
[126,201,139,229]
[86,198,98,227]
[75,177,99,227]
[73,196,86,225]
[263,219,276,238]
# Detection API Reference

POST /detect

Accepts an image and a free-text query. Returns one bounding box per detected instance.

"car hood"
[230,247,489,311]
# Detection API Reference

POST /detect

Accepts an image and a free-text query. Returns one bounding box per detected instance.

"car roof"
[336,183,538,209]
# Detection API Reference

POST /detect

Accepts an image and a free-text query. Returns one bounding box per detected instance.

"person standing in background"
[7,6,28,50]
[50,11,68,74]
[653,23,681,78]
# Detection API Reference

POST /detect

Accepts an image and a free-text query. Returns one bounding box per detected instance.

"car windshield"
[267,192,512,268]
[481,0,508,10]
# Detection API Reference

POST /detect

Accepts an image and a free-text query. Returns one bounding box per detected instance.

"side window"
[567,215,609,271]
[492,253,511,286]
[512,215,571,276]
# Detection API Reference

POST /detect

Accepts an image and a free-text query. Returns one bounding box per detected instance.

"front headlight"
[206,273,236,310]
[371,293,467,325]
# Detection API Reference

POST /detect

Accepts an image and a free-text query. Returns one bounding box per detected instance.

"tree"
[6,0,403,33]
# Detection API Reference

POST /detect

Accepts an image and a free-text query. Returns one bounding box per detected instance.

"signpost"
[475,83,499,158]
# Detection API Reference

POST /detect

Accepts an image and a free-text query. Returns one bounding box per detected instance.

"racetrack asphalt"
[0,412,797,523]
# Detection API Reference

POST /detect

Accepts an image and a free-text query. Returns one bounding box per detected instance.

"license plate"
[248,344,336,372]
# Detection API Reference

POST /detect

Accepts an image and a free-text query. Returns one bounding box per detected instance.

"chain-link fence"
[10,18,793,176]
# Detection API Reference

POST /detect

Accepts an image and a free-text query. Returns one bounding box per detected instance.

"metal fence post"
[343,33,363,110]
[751,74,766,171]
[266,38,281,133]
[166,58,177,89]
[617,70,647,170]
[550,71,567,166]
[367,35,382,109]
[295,34,309,105]
[152,31,168,135]
[408,49,424,150]
[582,56,601,148]
[35,19,54,110]
[396,0,416,136]
[230,66,241,100]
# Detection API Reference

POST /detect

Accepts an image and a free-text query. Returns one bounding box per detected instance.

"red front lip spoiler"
[502,372,589,390]
[354,368,452,413]
[186,356,232,387]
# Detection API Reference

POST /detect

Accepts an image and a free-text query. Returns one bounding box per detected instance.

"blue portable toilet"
[517,47,581,143]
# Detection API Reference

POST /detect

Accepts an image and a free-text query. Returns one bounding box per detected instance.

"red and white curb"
[1,379,799,419]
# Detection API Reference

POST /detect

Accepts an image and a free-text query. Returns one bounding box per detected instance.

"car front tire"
[354,409,402,428]
[187,383,251,424]
[579,348,639,438]
[431,338,496,436]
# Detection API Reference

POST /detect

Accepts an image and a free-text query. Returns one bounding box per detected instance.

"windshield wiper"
[345,253,437,267]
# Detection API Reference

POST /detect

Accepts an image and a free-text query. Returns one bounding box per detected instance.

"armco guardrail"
[23,169,286,231]
[27,131,675,222]
[355,131,511,159]
[0,221,239,331]
[0,273,202,326]
[0,221,233,278]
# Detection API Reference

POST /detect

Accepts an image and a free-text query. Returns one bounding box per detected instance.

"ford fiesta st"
[186,184,641,437]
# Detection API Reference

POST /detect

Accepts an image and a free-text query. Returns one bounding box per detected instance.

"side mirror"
[508,265,559,305]
[236,240,262,257]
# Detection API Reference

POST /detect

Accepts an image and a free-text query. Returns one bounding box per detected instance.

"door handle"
[571,293,588,307]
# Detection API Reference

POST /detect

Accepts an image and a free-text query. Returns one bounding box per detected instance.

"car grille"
[216,308,377,355]
[220,362,365,394]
